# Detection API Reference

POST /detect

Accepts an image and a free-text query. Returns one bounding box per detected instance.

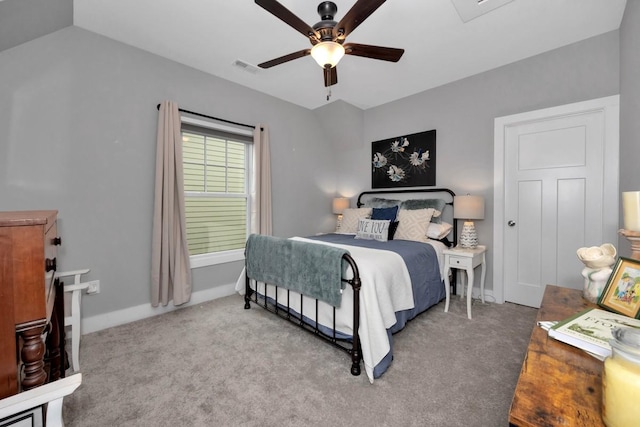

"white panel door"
[494,96,619,308]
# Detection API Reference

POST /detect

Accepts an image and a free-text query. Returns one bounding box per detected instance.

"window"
[181,121,252,267]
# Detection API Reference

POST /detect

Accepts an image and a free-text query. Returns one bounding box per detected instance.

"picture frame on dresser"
[598,256,640,319]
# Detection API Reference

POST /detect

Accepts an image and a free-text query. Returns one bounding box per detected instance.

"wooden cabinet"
[0,211,65,400]
[509,285,604,426]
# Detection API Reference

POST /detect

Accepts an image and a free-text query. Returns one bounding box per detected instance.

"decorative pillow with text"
[355,218,391,242]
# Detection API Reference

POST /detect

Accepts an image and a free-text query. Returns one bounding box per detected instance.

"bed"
[241,188,457,383]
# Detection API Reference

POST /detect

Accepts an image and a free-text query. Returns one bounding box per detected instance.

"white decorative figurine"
[576,243,617,303]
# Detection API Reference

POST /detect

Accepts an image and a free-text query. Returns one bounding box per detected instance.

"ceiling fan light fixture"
[310,41,345,68]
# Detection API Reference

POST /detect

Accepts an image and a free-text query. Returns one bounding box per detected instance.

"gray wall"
[334,30,621,296]
[0,27,338,321]
[620,0,640,257]
[0,0,72,53]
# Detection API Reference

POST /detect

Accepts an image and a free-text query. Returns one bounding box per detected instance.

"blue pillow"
[372,206,398,222]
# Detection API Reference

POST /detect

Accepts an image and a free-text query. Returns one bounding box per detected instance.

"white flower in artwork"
[387,165,405,182]
[372,152,388,169]
[391,138,410,153]
[409,149,430,166]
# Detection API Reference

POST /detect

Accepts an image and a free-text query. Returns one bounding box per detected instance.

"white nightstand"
[443,245,487,319]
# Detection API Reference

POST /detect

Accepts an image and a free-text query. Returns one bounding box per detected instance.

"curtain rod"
[156,104,261,131]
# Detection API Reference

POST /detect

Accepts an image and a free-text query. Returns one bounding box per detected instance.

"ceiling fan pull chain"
[325,66,332,101]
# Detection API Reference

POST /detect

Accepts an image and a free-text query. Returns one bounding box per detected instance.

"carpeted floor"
[62,294,537,427]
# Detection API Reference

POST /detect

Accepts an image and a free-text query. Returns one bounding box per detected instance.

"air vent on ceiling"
[451,0,514,23]
[232,59,260,74]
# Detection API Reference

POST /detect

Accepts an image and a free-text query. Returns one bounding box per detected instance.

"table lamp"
[453,195,485,248]
[332,197,349,229]
[620,191,640,260]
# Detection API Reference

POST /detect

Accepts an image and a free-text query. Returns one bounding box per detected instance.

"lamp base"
[459,221,479,248]
[619,229,640,260]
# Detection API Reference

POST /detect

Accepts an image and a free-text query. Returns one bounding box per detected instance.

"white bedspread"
[290,237,414,383]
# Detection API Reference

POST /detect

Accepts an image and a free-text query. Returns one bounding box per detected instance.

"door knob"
[508,220,516,227]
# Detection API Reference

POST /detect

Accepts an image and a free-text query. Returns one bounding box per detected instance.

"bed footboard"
[244,253,362,376]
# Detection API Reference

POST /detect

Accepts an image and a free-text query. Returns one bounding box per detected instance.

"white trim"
[190,249,244,268]
[455,286,496,303]
[180,115,253,137]
[493,95,620,305]
[0,374,82,426]
[81,283,238,334]
[79,283,496,336]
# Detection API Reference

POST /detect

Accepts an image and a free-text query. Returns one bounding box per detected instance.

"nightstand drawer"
[448,255,473,268]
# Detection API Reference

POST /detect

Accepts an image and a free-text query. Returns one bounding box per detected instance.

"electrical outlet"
[86,280,100,294]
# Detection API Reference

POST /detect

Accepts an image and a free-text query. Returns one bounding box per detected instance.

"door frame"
[493,95,620,304]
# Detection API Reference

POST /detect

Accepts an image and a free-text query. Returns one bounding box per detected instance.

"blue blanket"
[245,234,348,307]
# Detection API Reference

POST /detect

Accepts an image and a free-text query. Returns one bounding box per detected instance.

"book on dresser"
[548,307,640,360]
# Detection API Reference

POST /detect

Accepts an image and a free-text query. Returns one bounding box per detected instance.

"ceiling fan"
[254,0,404,92]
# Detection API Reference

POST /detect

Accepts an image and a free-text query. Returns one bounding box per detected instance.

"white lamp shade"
[623,191,640,231]
[332,197,349,214]
[311,41,345,68]
[454,195,485,220]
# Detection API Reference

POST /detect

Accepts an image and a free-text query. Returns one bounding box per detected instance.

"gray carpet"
[62,294,537,427]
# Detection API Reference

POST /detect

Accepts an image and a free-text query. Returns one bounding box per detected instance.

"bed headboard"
[356,188,457,246]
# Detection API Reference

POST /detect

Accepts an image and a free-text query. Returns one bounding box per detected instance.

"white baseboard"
[454,286,499,304]
[81,283,500,335]
[81,283,237,334]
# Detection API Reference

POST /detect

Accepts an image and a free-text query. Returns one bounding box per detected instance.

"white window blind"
[181,122,252,259]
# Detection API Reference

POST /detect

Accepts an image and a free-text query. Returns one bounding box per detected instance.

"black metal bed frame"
[243,188,457,377]
[244,253,363,375]
[356,188,458,247]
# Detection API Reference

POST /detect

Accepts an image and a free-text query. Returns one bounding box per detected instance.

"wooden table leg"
[17,322,47,391]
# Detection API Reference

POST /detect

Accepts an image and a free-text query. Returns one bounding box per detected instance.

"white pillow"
[427,221,453,240]
[395,208,434,242]
[337,208,372,234]
[354,218,390,242]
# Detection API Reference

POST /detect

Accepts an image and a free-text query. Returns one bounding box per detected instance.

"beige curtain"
[251,124,272,236]
[235,124,272,292]
[151,101,192,307]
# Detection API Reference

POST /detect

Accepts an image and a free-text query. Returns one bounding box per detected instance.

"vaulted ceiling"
[1,0,629,110]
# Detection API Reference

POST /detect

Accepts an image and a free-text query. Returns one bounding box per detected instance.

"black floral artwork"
[371,130,436,188]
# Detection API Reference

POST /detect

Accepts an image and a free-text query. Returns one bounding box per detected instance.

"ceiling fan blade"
[334,0,387,41]
[258,49,311,69]
[323,66,338,87]
[343,43,404,62]
[255,0,319,41]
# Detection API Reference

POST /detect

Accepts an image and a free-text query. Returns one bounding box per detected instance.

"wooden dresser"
[0,211,65,400]
[509,285,604,426]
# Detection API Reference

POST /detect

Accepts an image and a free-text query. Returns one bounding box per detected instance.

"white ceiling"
[73,0,627,110]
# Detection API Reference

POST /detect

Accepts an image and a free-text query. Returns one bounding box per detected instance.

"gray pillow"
[367,197,401,208]
[400,199,447,223]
